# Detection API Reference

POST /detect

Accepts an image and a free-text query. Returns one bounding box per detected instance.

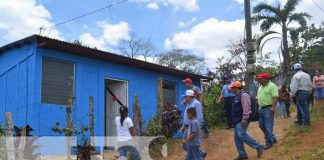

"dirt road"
[165,116,295,160]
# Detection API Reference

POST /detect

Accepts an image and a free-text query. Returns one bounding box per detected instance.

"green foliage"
[142,118,163,136]
[0,124,6,136]
[203,83,225,128]
[301,145,324,160]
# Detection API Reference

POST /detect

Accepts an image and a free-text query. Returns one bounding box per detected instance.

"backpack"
[249,96,259,122]
[238,91,259,122]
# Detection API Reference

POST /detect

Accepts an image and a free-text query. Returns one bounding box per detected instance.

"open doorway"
[105,78,128,148]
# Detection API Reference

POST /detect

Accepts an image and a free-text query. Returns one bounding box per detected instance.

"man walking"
[229,81,264,160]
[256,73,278,150]
[181,90,209,138]
[290,63,313,126]
[218,75,235,129]
[183,78,202,102]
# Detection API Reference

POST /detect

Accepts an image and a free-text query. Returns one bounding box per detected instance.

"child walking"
[182,107,206,160]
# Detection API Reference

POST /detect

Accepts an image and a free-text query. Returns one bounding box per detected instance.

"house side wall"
[0,43,37,127]
[34,48,200,136]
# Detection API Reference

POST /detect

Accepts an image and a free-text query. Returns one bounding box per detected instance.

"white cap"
[293,63,302,70]
[183,90,195,97]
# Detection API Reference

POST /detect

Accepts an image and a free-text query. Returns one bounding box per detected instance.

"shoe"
[257,146,264,158]
[234,156,248,160]
[202,151,207,159]
[273,139,277,144]
[264,144,272,150]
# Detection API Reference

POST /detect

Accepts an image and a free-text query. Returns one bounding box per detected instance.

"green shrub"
[0,124,5,136]
[203,84,225,128]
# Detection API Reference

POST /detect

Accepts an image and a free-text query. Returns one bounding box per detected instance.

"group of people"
[112,62,323,160]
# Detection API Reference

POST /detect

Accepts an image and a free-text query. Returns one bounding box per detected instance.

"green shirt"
[257,82,278,107]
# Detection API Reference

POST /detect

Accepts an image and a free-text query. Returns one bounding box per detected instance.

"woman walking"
[277,86,289,118]
[313,69,324,108]
[115,106,141,160]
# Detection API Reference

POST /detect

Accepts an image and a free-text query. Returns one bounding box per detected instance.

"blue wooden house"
[0,35,208,142]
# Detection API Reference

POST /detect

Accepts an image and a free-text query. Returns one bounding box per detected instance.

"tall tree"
[118,32,157,60]
[252,0,311,82]
[156,49,205,74]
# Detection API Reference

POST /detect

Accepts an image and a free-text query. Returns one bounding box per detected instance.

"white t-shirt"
[115,116,133,141]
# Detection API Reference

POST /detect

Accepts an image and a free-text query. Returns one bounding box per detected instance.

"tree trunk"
[282,24,290,84]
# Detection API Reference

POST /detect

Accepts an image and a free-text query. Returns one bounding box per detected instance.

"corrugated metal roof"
[0,35,212,80]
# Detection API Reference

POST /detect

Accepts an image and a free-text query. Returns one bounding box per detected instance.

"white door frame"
[104,77,129,148]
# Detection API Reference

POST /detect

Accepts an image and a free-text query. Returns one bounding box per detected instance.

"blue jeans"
[117,141,141,160]
[234,122,263,158]
[259,107,276,146]
[296,90,311,126]
[276,101,287,117]
[183,144,203,160]
[200,122,209,135]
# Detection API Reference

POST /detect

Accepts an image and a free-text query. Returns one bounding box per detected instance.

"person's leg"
[263,107,275,147]
[125,145,141,160]
[285,103,291,117]
[234,123,248,158]
[184,146,194,160]
[224,97,233,128]
[296,101,303,125]
[276,102,281,118]
[297,91,311,126]
[236,122,263,150]
[258,109,267,139]
[282,102,287,117]
[118,146,128,160]
[190,146,203,160]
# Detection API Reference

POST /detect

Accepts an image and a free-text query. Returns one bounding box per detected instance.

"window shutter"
[41,57,74,105]
[162,82,177,106]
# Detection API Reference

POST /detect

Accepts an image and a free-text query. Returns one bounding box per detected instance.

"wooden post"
[5,112,15,160]
[133,94,144,135]
[17,127,26,160]
[89,96,95,146]
[65,96,75,160]
[157,78,163,123]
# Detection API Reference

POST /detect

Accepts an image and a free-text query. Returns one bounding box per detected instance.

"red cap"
[257,73,270,80]
[182,78,192,84]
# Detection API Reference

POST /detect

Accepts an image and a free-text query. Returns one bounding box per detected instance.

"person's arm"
[271,85,279,113]
[241,93,251,121]
[183,122,199,143]
[195,102,204,123]
[290,75,299,96]
[129,127,136,137]
[127,118,136,137]
[313,76,317,88]
[218,93,224,103]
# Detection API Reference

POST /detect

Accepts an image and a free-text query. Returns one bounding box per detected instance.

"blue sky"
[0,0,323,63]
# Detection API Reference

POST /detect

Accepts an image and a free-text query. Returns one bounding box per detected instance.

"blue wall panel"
[0,44,36,129]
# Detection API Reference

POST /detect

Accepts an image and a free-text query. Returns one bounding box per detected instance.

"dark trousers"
[285,103,290,116]
[224,97,235,127]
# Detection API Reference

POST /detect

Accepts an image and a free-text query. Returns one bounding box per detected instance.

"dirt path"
[164,116,295,160]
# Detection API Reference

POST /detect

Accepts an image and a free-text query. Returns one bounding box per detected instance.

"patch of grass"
[301,145,324,160]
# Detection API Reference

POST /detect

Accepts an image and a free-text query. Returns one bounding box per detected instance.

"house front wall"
[34,48,200,136]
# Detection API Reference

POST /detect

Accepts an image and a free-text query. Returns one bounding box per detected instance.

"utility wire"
[40,0,127,34]
[311,0,324,14]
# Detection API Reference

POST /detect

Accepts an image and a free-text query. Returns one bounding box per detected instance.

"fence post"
[5,112,15,160]
[157,78,164,124]
[89,96,95,147]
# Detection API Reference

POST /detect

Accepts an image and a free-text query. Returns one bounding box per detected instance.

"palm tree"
[252,0,311,82]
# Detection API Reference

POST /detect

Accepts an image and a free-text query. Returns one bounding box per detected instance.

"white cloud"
[178,17,197,28]
[79,21,130,50]
[0,0,60,44]
[146,2,159,10]
[165,18,246,62]
[166,0,199,11]
[134,0,199,12]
